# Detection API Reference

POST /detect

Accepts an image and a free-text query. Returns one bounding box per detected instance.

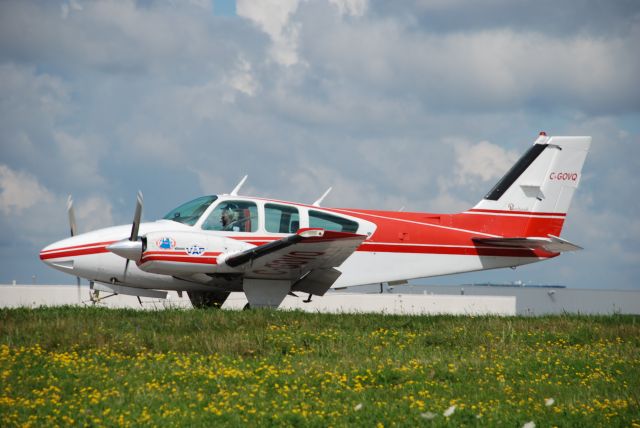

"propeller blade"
[67,195,82,296]
[67,195,77,237]
[121,191,143,282]
[129,191,143,241]
[124,259,130,281]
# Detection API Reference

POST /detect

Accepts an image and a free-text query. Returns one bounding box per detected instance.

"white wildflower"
[420,411,437,420]
[545,398,555,407]
[354,403,363,411]
[523,422,536,428]
[443,405,456,417]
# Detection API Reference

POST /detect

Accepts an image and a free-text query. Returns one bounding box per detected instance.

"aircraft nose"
[40,238,78,272]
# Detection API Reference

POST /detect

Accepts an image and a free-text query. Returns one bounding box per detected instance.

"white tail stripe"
[462,211,566,220]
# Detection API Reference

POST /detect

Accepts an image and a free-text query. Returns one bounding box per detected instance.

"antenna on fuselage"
[230,175,248,196]
[312,187,332,206]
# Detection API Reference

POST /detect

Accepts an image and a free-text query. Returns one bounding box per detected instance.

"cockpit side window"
[309,210,359,233]
[162,195,218,226]
[265,203,299,233]
[202,200,258,232]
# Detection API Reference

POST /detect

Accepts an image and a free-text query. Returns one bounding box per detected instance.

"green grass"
[1,307,638,427]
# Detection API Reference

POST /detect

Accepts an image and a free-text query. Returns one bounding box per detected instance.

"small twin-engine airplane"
[41,133,591,309]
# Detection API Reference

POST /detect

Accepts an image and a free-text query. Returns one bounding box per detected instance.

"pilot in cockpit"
[220,203,240,231]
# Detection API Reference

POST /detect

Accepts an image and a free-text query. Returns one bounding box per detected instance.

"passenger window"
[202,201,258,232]
[265,204,300,233]
[309,210,358,233]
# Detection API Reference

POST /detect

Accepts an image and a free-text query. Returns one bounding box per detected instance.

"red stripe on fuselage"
[40,243,114,260]
[40,240,117,255]
[359,242,554,258]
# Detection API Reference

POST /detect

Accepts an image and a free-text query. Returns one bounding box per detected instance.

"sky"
[0,0,638,289]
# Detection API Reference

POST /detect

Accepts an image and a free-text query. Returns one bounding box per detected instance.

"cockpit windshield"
[162,195,218,226]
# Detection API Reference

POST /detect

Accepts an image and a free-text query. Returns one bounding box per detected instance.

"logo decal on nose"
[156,237,176,250]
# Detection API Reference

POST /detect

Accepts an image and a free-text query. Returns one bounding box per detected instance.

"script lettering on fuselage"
[253,251,324,275]
[549,172,578,181]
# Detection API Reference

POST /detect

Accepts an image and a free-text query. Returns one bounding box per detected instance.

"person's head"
[221,203,238,226]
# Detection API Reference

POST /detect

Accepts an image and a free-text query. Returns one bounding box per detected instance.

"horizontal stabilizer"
[472,234,582,253]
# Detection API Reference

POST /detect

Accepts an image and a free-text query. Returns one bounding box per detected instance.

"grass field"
[0,307,638,427]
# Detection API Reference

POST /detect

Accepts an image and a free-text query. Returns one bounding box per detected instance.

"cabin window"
[309,210,358,233]
[202,200,258,232]
[265,203,300,233]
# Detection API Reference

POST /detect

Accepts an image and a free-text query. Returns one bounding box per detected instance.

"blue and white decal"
[185,244,206,256]
[156,237,176,250]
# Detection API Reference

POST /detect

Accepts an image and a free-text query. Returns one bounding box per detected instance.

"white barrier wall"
[353,284,640,315]
[0,285,516,316]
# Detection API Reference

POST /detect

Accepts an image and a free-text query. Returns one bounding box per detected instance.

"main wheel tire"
[187,291,230,309]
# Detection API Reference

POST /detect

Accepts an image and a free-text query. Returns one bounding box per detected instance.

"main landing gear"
[187,290,230,309]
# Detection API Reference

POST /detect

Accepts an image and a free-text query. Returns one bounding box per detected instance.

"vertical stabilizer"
[471,133,591,236]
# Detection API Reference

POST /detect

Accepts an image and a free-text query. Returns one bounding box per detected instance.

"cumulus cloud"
[452,139,519,185]
[128,131,185,167]
[300,17,640,114]
[60,0,83,19]
[0,165,54,215]
[53,131,108,188]
[75,195,114,233]
[237,0,301,66]
[329,0,368,17]
[0,63,68,130]
[0,164,113,248]
[225,56,260,98]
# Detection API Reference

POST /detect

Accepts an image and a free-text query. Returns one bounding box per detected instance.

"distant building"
[331,283,640,315]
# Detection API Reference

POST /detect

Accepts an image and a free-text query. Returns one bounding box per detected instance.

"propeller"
[67,195,81,301]
[106,191,144,281]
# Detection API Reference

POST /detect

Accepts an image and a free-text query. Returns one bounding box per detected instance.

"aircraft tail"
[469,133,591,238]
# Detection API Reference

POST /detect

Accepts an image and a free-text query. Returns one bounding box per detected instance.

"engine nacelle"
[137,231,253,275]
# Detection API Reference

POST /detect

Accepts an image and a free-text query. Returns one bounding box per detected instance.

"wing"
[221,228,366,286]
[472,234,582,253]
